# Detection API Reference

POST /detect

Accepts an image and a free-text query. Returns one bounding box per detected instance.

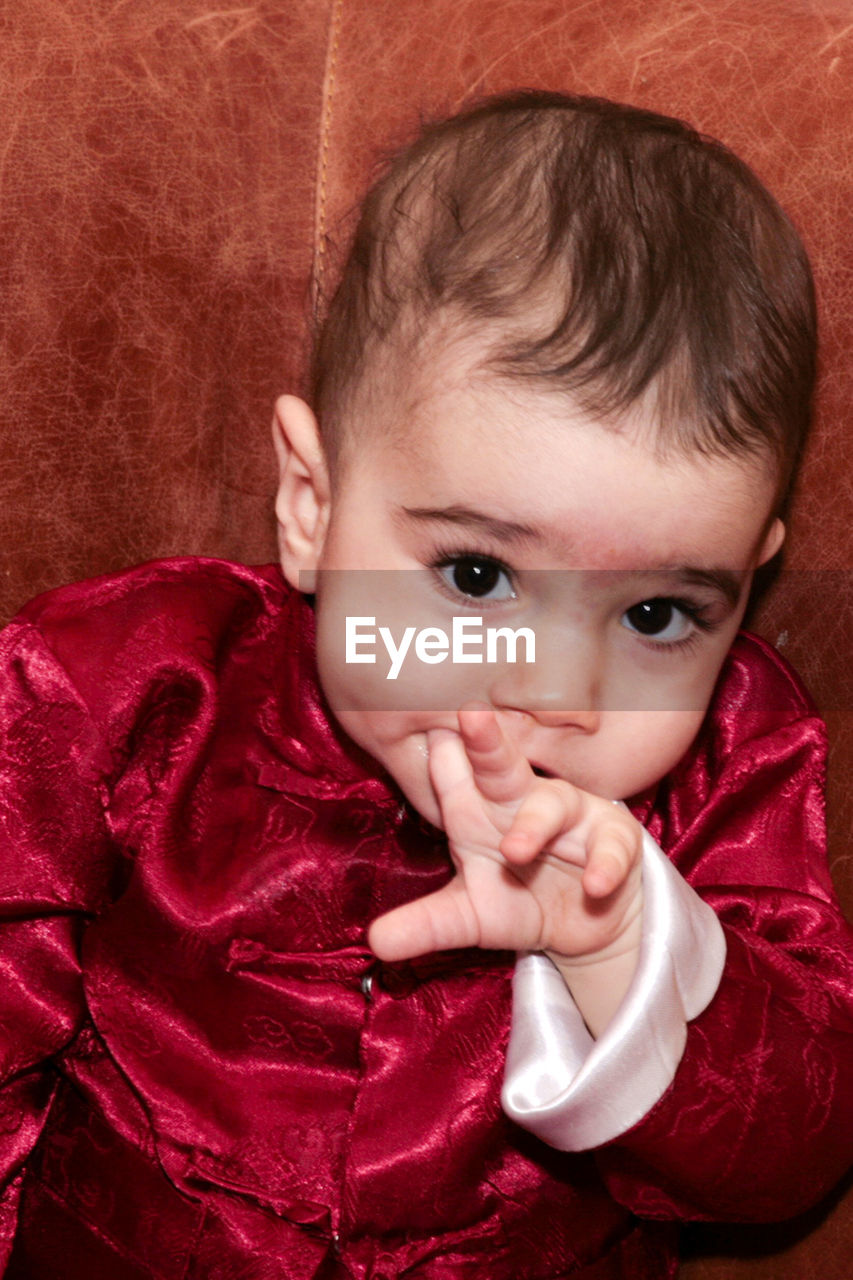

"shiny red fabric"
[0,558,851,1280]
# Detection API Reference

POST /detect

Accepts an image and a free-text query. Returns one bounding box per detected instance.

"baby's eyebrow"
[662,568,745,608]
[397,505,541,545]
[396,507,746,606]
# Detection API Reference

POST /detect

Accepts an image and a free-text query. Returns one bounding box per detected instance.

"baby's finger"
[367,880,478,961]
[499,780,584,865]
[582,822,642,898]
[426,727,473,800]
[456,701,532,803]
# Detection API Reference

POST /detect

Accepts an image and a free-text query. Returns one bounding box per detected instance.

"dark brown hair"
[312,90,816,505]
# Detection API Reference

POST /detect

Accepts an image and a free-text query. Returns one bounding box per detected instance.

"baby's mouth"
[530,764,555,778]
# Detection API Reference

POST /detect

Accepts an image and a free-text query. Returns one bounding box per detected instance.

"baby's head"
[273,91,816,825]
[309,89,814,504]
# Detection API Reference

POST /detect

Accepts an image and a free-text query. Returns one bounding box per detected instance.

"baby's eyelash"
[661,597,716,631]
[427,544,516,602]
[627,596,719,654]
[423,552,724,646]
[428,543,514,576]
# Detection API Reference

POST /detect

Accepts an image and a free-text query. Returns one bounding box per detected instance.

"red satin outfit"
[1,559,852,1279]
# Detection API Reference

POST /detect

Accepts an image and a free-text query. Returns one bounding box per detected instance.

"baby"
[1,91,852,1279]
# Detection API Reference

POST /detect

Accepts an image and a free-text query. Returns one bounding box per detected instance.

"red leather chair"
[1,2,850,1274]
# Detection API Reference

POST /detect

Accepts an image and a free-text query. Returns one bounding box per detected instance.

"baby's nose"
[488,632,602,732]
[496,700,600,735]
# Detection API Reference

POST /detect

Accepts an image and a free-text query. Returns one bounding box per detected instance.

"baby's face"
[277,361,782,828]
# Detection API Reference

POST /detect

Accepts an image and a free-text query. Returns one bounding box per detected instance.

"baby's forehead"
[351,334,761,477]
[346,347,779,542]
[340,311,770,470]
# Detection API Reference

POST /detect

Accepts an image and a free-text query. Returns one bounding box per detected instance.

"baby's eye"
[436,555,516,601]
[621,598,696,644]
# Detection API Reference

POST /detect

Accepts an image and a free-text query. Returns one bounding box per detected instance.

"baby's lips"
[530,762,556,778]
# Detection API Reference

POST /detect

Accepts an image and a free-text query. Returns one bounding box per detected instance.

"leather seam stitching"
[312,0,345,324]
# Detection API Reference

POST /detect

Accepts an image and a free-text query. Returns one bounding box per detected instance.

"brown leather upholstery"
[1,3,850,1274]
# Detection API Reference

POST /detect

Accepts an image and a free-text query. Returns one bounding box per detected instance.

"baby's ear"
[272,395,331,592]
[757,517,785,566]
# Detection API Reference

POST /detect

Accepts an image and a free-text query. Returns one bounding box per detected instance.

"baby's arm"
[370,647,853,1221]
[369,700,725,1150]
[511,661,853,1221]
[368,701,646,1035]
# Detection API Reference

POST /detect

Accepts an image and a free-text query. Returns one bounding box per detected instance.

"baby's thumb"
[368,880,476,961]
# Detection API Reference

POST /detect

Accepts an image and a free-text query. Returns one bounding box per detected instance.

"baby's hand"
[368,702,644,1033]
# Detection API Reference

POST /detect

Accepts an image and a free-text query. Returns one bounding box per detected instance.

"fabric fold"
[501,826,726,1150]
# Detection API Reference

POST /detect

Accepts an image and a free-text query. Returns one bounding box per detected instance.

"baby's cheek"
[628,710,706,787]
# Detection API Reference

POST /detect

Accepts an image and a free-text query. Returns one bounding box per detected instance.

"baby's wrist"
[544,913,643,1038]
[544,912,642,976]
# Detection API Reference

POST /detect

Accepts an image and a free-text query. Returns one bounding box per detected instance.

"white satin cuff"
[501,826,726,1151]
